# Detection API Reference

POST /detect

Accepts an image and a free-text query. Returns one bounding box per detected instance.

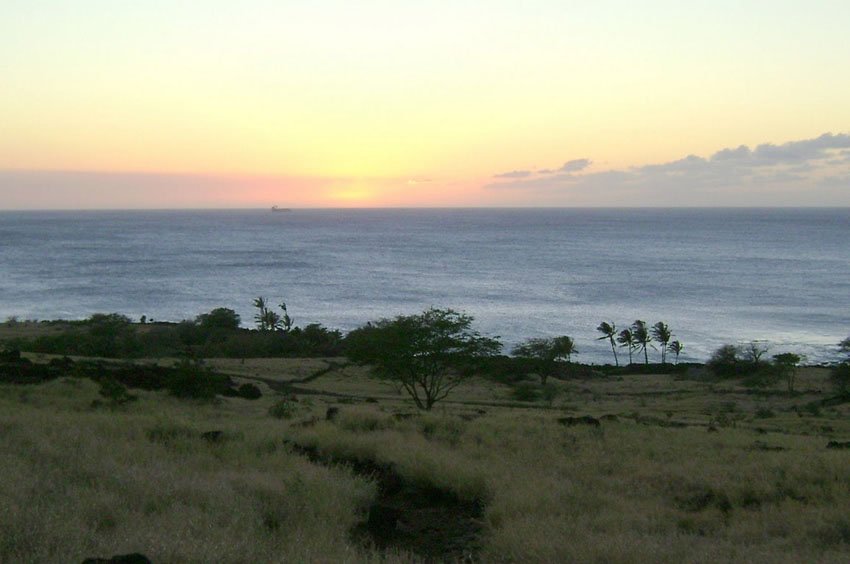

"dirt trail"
[284,440,485,562]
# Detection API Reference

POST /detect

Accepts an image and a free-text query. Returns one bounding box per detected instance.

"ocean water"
[1,208,848,363]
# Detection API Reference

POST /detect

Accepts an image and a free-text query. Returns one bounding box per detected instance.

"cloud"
[558,158,592,172]
[494,170,533,179]
[484,132,850,206]
[537,158,592,175]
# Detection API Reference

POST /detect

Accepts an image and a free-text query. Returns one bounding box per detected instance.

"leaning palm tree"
[617,328,637,365]
[669,340,683,364]
[651,321,672,364]
[596,321,619,366]
[279,302,293,333]
[631,320,652,365]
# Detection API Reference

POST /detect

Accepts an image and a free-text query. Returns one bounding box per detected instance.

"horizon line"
[2,205,849,213]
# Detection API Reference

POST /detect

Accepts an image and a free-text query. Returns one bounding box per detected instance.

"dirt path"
[284,440,485,561]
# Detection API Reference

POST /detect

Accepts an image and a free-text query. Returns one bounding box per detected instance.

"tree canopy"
[345,308,501,410]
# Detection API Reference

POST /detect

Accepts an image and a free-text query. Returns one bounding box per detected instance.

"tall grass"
[0,378,380,563]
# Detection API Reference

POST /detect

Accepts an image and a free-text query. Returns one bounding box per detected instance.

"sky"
[1,0,849,209]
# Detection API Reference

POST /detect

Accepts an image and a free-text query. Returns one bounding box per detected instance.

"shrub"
[707,344,741,378]
[97,378,138,405]
[237,383,263,400]
[831,363,850,395]
[511,382,541,402]
[165,359,227,400]
[269,399,298,419]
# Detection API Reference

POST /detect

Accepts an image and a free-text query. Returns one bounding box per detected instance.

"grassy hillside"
[1,350,849,562]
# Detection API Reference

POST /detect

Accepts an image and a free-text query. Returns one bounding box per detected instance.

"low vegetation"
[2,314,849,561]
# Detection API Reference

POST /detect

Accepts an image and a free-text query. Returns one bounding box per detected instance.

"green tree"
[707,344,741,378]
[196,308,241,331]
[345,308,501,410]
[831,336,850,396]
[651,322,672,364]
[596,321,619,366]
[631,320,652,365]
[617,328,637,365]
[772,353,801,394]
[512,335,577,385]
[669,340,683,364]
[552,335,578,363]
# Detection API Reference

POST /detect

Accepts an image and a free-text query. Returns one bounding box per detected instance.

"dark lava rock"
[325,407,340,421]
[750,441,786,452]
[557,415,601,428]
[201,430,224,443]
[826,440,850,449]
[82,553,151,564]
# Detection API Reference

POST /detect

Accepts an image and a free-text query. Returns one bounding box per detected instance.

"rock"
[201,430,224,443]
[750,441,786,452]
[81,554,151,564]
[826,440,850,449]
[557,416,601,428]
[326,407,340,421]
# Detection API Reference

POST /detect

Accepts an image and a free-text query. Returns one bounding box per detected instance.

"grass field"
[1,351,849,562]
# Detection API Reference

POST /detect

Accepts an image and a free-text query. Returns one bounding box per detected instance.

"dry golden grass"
[0,378,388,563]
[2,357,849,562]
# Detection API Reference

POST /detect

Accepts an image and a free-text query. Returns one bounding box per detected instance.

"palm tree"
[279,302,293,333]
[253,297,269,331]
[262,309,282,331]
[596,321,619,366]
[631,320,652,365]
[617,328,637,365]
[651,322,672,363]
[669,340,683,364]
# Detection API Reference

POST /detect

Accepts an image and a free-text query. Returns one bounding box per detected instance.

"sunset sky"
[2,1,849,208]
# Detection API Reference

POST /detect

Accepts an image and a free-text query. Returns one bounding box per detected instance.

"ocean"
[1,208,848,363]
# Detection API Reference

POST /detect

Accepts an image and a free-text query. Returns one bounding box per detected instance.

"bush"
[268,399,298,419]
[831,363,850,395]
[165,359,228,400]
[741,366,781,388]
[237,383,262,400]
[97,378,138,405]
[511,382,541,402]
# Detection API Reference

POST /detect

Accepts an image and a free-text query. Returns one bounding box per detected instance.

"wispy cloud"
[494,170,533,179]
[485,133,850,206]
[555,158,592,173]
[537,158,593,175]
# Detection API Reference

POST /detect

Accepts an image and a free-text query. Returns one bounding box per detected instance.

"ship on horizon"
[271,206,292,212]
